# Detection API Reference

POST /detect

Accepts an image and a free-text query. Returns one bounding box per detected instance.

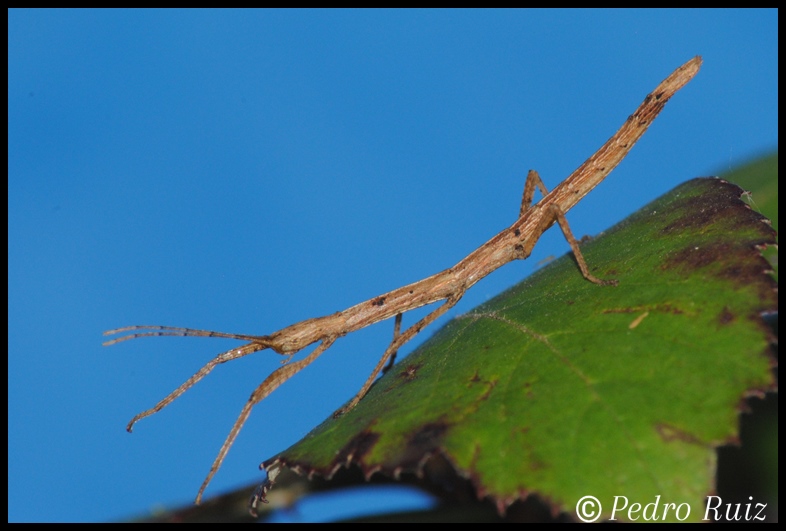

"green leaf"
[723,152,778,232]
[722,151,778,280]
[262,178,777,522]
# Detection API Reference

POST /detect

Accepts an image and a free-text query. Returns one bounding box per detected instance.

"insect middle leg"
[334,292,465,417]
[520,169,549,217]
[520,170,616,286]
[549,203,618,286]
[382,313,403,374]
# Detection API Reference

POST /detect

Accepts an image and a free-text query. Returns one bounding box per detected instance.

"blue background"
[8,9,777,522]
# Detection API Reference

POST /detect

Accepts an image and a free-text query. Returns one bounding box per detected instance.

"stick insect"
[104,57,702,505]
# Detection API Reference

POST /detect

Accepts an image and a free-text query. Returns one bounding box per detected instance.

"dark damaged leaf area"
[262,178,777,521]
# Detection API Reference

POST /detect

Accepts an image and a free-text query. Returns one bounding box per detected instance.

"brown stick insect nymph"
[104,57,702,505]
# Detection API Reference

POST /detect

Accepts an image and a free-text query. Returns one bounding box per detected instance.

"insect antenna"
[102,325,269,346]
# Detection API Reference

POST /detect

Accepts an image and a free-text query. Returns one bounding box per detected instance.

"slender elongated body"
[105,57,702,504]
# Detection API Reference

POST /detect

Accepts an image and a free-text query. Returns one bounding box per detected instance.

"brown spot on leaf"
[396,421,451,470]
[663,242,775,297]
[467,375,498,403]
[655,423,704,445]
[661,304,684,315]
[718,306,735,325]
[603,304,684,316]
[410,422,449,448]
[659,179,773,237]
[522,381,534,400]
[466,370,497,399]
[399,363,421,381]
[667,242,729,270]
[333,430,381,467]
[603,307,637,314]
[527,456,547,472]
